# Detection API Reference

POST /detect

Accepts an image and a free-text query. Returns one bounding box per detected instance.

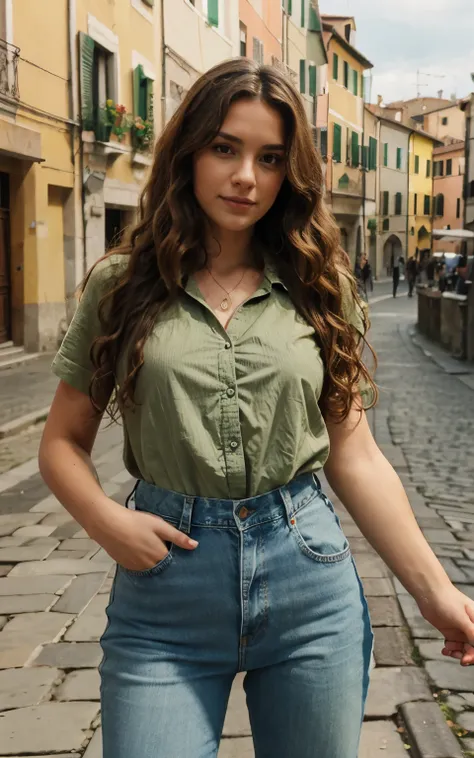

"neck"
[204,225,256,275]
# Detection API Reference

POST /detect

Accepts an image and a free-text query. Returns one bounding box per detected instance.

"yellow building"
[0,0,160,356]
[320,16,373,265]
[408,130,441,259]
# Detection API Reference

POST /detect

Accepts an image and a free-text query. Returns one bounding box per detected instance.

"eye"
[260,153,283,166]
[213,144,234,156]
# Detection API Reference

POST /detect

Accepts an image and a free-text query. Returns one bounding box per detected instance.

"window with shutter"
[299,60,306,94]
[414,194,418,215]
[369,137,377,170]
[252,37,259,62]
[133,65,153,122]
[301,0,305,26]
[446,159,452,176]
[208,0,219,27]
[383,218,389,231]
[397,147,403,170]
[426,159,431,177]
[351,131,359,167]
[320,127,328,158]
[352,69,358,96]
[308,4,320,31]
[79,32,95,131]
[395,193,402,215]
[343,61,349,88]
[362,145,368,170]
[383,143,388,166]
[436,194,444,216]
[382,191,389,216]
[333,123,342,162]
[414,154,419,174]
[333,53,338,81]
[309,65,316,97]
[424,195,430,215]
[288,0,293,14]
[457,197,461,218]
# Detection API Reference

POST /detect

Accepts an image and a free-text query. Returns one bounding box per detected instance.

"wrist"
[83,496,125,542]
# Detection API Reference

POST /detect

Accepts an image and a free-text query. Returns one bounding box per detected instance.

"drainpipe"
[430,141,436,258]
[407,130,414,262]
[361,111,366,259]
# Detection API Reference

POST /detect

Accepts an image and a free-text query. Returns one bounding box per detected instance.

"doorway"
[105,207,126,250]
[0,172,11,343]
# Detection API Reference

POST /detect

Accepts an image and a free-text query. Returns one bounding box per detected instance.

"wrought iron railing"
[0,39,20,100]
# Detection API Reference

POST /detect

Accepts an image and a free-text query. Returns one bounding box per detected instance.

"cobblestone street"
[0,282,474,756]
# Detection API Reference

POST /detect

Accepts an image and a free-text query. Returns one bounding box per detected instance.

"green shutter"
[362,145,368,169]
[395,193,402,215]
[383,218,389,231]
[288,0,293,14]
[351,131,359,167]
[308,4,320,31]
[343,61,349,88]
[414,154,419,174]
[333,123,342,162]
[352,69,358,96]
[369,137,377,170]
[424,195,431,215]
[361,73,364,101]
[333,53,338,81]
[426,159,431,177]
[383,143,388,166]
[309,65,316,97]
[383,191,389,216]
[142,0,154,5]
[79,32,95,131]
[208,0,219,26]
[301,0,305,26]
[299,59,306,94]
[320,127,328,157]
[396,147,402,170]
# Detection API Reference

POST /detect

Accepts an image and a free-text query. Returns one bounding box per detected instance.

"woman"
[39,59,474,758]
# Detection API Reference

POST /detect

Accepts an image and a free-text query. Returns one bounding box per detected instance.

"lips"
[220,196,256,206]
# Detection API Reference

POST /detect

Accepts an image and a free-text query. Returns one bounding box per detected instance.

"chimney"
[438,89,443,99]
[377,95,383,106]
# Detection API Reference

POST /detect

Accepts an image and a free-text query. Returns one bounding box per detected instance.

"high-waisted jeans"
[99,473,373,758]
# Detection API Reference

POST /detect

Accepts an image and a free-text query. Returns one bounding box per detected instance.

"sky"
[319,0,474,105]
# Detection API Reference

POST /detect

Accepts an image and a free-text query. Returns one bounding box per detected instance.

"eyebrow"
[217,131,285,151]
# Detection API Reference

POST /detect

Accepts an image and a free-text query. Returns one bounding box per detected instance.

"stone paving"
[0,286,474,756]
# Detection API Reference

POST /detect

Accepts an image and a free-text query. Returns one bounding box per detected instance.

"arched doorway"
[417,225,429,258]
[383,235,403,275]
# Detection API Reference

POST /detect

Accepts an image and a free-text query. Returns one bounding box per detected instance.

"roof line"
[322,22,373,69]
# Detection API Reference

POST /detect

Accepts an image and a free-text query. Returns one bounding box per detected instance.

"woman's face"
[193,98,287,235]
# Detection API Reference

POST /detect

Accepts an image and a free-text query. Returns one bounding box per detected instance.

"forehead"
[220,98,285,146]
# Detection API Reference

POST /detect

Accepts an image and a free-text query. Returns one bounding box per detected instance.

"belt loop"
[179,496,195,535]
[279,486,296,528]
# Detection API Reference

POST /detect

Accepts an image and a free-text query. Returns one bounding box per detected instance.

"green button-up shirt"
[52,254,370,498]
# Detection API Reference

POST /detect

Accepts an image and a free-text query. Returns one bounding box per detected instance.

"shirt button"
[230,440,238,450]
[227,387,235,398]
[224,342,231,350]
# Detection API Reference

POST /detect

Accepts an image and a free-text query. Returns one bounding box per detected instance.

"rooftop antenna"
[416,69,446,98]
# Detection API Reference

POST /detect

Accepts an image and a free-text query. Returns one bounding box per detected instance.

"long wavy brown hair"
[86,57,377,421]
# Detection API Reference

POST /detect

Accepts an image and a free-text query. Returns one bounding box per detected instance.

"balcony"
[0,39,19,101]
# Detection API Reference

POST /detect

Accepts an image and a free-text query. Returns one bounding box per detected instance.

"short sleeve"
[339,272,376,409]
[51,254,127,396]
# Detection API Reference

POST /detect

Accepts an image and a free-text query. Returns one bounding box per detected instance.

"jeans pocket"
[121,489,176,578]
[291,492,350,563]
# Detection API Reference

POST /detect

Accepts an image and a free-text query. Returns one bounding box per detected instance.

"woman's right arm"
[39,380,198,570]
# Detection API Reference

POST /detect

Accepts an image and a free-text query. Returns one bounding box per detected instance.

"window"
[333,123,342,162]
[351,131,359,167]
[208,0,219,27]
[299,59,306,94]
[338,173,349,190]
[394,192,402,215]
[426,159,431,178]
[369,137,377,170]
[434,160,444,177]
[396,147,403,170]
[424,195,431,216]
[308,4,320,31]
[80,32,117,140]
[301,0,305,26]
[382,191,389,216]
[239,23,247,56]
[320,127,328,158]
[383,143,388,167]
[332,53,339,81]
[343,61,349,88]
[414,193,418,215]
[457,197,461,218]
[287,0,293,14]
[414,155,420,174]
[361,145,368,170]
[435,194,444,216]
[352,69,358,96]
[361,74,364,101]
[344,23,351,42]
[309,65,316,97]
[133,64,154,124]
[253,37,264,65]
[383,218,389,231]
[446,158,452,176]
[442,116,448,125]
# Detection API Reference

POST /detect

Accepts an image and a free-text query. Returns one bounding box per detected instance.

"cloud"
[320,0,470,26]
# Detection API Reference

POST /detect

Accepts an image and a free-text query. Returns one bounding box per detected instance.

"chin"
[211,214,257,233]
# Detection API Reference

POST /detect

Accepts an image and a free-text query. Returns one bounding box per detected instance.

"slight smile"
[220,195,256,208]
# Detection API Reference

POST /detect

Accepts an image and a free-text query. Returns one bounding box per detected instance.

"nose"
[232,157,256,189]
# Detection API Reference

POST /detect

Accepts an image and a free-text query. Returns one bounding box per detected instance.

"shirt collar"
[262,255,288,292]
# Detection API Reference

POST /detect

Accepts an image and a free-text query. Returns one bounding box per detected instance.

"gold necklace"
[205,265,248,311]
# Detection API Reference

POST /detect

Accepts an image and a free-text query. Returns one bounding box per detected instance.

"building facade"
[239,0,282,65]
[432,141,465,254]
[408,130,440,259]
[376,115,411,275]
[319,16,373,266]
[423,101,465,143]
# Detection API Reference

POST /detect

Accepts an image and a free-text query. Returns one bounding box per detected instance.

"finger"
[443,640,466,652]
[154,518,199,551]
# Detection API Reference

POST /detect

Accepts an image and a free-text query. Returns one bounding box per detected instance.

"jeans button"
[227,387,235,398]
[230,440,238,450]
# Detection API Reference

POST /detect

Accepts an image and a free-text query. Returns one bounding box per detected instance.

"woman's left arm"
[324,401,474,666]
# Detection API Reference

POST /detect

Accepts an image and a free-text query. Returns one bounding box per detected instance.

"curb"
[0,406,50,439]
[407,325,474,379]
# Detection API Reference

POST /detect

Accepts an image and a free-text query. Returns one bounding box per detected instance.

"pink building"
[432,141,465,254]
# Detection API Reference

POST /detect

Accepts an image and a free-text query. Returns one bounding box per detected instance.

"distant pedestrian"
[392,253,403,297]
[426,257,436,288]
[361,255,373,298]
[406,256,418,298]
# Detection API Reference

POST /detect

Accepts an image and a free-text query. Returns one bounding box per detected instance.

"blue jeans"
[99,473,373,758]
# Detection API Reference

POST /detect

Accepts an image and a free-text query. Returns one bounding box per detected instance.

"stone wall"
[418,287,470,360]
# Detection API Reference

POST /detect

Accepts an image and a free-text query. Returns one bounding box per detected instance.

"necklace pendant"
[220,298,229,311]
